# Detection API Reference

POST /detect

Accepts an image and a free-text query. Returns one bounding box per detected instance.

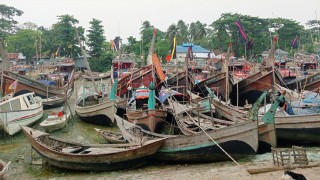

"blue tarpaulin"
[37,80,57,86]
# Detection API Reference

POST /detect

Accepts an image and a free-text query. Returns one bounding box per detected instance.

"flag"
[234,20,248,43]
[165,54,171,62]
[112,36,120,52]
[9,80,18,90]
[170,33,176,60]
[291,37,298,49]
[246,39,254,50]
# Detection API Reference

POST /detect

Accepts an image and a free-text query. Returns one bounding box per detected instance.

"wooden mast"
[74,26,98,93]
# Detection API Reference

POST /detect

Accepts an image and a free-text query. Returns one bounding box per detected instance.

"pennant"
[165,54,171,62]
[246,39,254,50]
[170,34,176,60]
[112,36,120,52]
[291,37,298,49]
[234,20,248,43]
[9,80,18,90]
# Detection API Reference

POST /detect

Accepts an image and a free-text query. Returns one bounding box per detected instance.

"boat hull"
[75,99,115,126]
[126,109,167,132]
[115,115,258,162]
[22,126,164,171]
[212,99,320,144]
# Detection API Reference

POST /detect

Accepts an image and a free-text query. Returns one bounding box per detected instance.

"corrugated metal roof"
[177,43,211,53]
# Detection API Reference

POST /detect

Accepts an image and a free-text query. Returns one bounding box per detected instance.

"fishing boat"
[285,71,320,92]
[211,86,320,145]
[0,92,43,135]
[39,106,71,132]
[230,36,283,105]
[22,126,165,171]
[193,72,232,100]
[126,82,167,132]
[115,114,258,162]
[1,70,75,109]
[0,159,10,179]
[75,83,116,126]
[74,28,117,126]
[94,128,127,144]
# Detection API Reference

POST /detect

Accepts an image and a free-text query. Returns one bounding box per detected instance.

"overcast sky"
[2,0,320,43]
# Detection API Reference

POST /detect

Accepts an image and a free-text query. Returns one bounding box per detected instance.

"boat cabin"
[0,93,37,111]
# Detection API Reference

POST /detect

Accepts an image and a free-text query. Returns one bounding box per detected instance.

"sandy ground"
[1,78,320,180]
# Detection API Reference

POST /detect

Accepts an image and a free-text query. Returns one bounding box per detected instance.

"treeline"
[1,4,320,72]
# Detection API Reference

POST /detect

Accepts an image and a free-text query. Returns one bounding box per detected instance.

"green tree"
[6,29,40,62]
[89,41,114,72]
[0,4,23,40]
[123,36,141,55]
[51,14,83,58]
[270,18,304,53]
[87,18,105,57]
[177,20,189,43]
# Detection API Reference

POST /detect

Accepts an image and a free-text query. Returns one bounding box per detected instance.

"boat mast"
[74,26,98,93]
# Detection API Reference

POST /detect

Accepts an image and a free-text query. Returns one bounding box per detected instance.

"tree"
[123,36,141,55]
[51,14,82,58]
[189,21,207,43]
[177,20,189,43]
[0,4,23,40]
[87,18,105,57]
[270,18,304,53]
[6,29,40,63]
[89,41,114,72]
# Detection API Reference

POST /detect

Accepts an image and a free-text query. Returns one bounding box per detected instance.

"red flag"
[165,54,171,62]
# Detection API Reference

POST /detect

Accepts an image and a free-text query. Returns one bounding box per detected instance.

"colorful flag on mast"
[170,33,177,60]
[9,80,18,90]
[112,36,120,52]
[234,20,249,43]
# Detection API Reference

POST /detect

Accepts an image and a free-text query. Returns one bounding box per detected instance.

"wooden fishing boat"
[39,107,71,132]
[193,72,232,100]
[165,71,194,95]
[0,159,11,179]
[211,96,277,147]
[1,70,75,108]
[126,82,167,132]
[230,36,284,105]
[285,71,320,92]
[117,65,155,98]
[0,92,43,135]
[75,93,115,126]
[41,88,73,109]
[126,108,167,133]
[212,90,320,144]
[22,126,165,171]
[115,114,258,162]
[94,128,127,144]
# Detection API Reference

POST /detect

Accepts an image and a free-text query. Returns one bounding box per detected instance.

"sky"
[2,0,320,43]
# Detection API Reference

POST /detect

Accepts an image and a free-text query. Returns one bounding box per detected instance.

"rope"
[169,95,251,176]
